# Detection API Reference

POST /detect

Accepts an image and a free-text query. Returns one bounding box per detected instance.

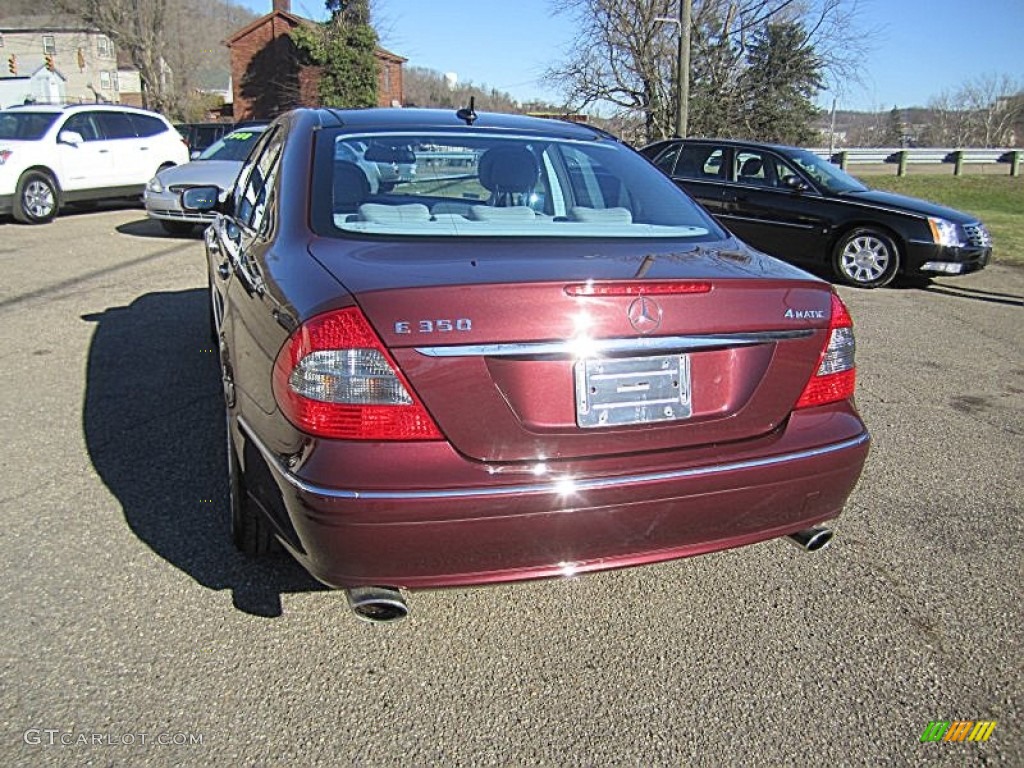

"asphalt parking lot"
[1,207,1021,767]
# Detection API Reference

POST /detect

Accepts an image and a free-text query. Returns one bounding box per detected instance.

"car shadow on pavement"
[82,288,326,618]
[920,282,1024,307]
[115,218,203,239]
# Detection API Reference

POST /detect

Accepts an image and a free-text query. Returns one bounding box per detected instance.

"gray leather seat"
[478,146,539,206]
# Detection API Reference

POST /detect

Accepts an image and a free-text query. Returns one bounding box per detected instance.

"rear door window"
[676,145,726,180]
[95,112,137,140]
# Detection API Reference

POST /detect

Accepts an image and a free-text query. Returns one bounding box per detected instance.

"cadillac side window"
[677,145,722,180]
[734,150,772,187]
[235,128,279,227]
[653,144,680,175]
[702,149,724,178]
[768,155,806,190]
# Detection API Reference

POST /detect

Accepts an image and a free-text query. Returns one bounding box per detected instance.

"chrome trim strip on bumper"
[414,330,814,359]
[237,416,869,501]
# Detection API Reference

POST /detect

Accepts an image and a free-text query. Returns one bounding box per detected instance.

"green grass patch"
[856,175,1024,265]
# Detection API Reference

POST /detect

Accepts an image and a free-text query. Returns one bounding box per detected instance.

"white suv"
[0,104,189,224]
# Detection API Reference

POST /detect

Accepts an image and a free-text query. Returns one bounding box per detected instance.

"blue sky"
[240,0,1023,112]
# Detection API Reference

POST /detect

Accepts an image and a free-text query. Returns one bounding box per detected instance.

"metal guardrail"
[808,147,1023,176]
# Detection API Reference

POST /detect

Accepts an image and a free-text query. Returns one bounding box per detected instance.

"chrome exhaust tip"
[346,586,409,623]
[787,526,834,552]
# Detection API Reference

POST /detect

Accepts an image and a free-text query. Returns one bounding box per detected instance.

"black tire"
[832,227,900,288]
[226,413,277,556]
[13,171,59,224]
[160,220,196,236]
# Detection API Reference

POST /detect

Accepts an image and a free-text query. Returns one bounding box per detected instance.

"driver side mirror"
[782,175,809,192]
[58,130,84,147]
[181,185,233,217]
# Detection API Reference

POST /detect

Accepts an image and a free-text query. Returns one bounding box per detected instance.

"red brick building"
[226,0,405,121]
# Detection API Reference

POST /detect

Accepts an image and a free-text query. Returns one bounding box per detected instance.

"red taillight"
[272,307,442,440]
[564,281,713,297]
[795,293,856,409]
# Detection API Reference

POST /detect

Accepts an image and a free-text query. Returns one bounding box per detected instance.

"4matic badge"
[784,308,826,319]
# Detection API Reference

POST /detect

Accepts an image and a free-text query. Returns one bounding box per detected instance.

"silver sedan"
[144,125,267,236]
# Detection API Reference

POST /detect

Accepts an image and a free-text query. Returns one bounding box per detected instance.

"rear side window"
[129,113,168,137]
[0,112,60,140]
[96,112,137,140]
[676,145,725,180]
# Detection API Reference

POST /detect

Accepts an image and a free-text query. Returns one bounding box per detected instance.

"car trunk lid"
[308,238,834,461]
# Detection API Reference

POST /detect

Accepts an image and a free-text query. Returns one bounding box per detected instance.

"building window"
[100,71,111,90]
[97,35,112,58]
[112,72,119,92]
[0,34,5,48]
[42,35,56,55]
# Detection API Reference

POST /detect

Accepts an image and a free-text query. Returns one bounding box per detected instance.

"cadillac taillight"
[795,292,856,409]
[272,307,442,440]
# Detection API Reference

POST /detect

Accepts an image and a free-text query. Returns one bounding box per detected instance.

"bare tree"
[924,74,1022,147]
[52,0,173,111]
[545,0,870,143]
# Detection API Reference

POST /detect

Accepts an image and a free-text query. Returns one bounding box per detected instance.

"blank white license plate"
[574,354,692,428]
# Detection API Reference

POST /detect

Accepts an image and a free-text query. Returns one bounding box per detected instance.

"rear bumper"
[241,410,870,590]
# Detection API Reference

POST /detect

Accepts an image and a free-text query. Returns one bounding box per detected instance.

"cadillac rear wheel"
[227,412,277,556]
[13,171,59,224]
[833,228,899,288]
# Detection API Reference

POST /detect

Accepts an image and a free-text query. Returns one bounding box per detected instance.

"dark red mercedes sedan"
[183,107,869,622]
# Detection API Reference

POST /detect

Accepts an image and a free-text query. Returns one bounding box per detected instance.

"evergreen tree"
[884,106,905,146]
[737,22,823,145]
[293,0,378,108]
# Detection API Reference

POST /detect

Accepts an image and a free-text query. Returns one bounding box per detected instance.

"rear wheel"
[227,413,277,556]
[832,228,899,288]
[160,220,195,236]
[13,171,58,224]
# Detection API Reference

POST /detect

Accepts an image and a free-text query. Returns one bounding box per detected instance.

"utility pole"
[656,0,692,138]
[676,0,691,138]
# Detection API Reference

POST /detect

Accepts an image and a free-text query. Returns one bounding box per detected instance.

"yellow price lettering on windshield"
[228,132,252,140]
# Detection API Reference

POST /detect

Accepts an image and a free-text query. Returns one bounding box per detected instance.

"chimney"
[272,0,290,12]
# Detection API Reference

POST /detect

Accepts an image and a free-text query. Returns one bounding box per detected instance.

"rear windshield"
[314,131,721,240]
[198,128,265,161]
[0,111,60,140]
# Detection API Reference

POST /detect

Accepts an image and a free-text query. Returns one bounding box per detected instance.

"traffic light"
[7,55,15,76]
[44,55,55,72]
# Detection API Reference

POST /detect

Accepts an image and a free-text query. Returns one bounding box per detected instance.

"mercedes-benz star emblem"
[627,296,662,334]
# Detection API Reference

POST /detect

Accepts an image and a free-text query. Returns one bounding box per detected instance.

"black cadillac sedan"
[641,138,992,288]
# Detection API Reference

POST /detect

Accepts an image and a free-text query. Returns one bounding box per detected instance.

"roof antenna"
[456,97,477,126]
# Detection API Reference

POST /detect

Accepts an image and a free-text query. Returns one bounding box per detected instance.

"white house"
[0,66,67,109]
